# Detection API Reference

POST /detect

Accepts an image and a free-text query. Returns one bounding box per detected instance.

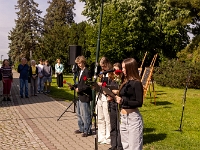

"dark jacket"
[119,80,143,109]
[109,80,120,109]
[17,64,29,80]
[76,67,92,103]
[29,66,38,77]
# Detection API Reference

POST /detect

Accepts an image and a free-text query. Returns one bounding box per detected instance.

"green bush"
[154,59,200,89]
[13,61,20,71]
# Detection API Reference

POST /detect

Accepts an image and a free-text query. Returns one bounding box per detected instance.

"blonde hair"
[56,58,61,63]
[75,56,86,64]
[99,57,112,69]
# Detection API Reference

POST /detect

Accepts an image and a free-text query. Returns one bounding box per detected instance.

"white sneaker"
[100,140,110,145]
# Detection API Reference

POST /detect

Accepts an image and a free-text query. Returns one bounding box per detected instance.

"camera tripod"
[57,73,78,121]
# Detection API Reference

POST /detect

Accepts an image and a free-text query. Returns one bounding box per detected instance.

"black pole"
[93,0,104,80]
[91,1,104,150]
[179,70,191,131]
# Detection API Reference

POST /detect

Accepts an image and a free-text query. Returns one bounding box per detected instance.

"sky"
[0,0,87,61]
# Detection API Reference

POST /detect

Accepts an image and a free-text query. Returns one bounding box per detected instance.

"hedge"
[154,59,200,89]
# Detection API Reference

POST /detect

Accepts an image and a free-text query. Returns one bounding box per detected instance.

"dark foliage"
[154,59,200,89]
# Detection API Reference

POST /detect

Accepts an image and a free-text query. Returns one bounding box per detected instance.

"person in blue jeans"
[37,59,44,93]
[17,58,29,98]
[68,56,92,137]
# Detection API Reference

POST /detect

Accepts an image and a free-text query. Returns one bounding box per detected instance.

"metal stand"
[87,73,107,150]
[178,70,191,132]
[57,73,77,121]
[115,103,120,149]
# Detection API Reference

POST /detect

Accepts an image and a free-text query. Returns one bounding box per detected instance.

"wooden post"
[138,51,148,77]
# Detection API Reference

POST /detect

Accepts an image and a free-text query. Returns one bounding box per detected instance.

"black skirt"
[57,73,63,87]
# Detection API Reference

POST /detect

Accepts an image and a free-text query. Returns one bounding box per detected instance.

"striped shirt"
[1,66,12,79]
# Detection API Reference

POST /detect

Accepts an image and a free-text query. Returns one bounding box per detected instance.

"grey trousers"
[120,110,143,150]
[30,77,38,95]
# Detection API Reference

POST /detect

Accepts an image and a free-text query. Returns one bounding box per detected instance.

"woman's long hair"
[120,58,141,89]
[111,62,123,81]
[2,59,9,67]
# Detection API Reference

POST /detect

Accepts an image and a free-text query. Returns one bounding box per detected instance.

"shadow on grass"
[145,97,159,100]
[144,133,167,145]
[144,128,156,133]
[50,86,74,101]
[151,101,173,106]
[147,90,167,96]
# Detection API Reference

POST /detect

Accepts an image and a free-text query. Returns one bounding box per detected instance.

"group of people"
[18,58,64,98]
[0,57,64,100]
[71,56,144,150]
[1,55,143,149]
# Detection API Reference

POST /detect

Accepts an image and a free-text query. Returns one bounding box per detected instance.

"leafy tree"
[168,0,200,63]
[8,0,43,63]
[151,0,190,59]
[41,0,75,67]
[84,0,190,65]
[69,21,87,56]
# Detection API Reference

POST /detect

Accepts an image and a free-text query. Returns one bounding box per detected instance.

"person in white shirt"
[97,57,112,145]
[55,59,64,88]
[37,59,44,93]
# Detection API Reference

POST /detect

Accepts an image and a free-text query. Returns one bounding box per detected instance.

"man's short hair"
[21,57,27,61]
[75,56,86,64]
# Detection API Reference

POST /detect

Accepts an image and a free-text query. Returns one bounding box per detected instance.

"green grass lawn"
[50,76,200,149]
[49,75,75,101]
[142,85,200,150]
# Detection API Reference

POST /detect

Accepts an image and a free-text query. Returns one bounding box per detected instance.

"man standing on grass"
[17,58,29,98]
[69,56,92,137]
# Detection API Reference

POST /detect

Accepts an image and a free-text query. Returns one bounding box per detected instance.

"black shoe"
[82,131,92,137]
[20,96,23,98]
[88,130,92,135]
[34,94,37,96]
[82,133,88,137]
[108,147,117,150]
[7,97,11,101]
[3,97,6,101]
[25,96,29,98]
[74,130,82,134]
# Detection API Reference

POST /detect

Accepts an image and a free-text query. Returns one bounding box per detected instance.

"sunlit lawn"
[50,76,200,149]
[142,84,200,150]
[49,75,74,101]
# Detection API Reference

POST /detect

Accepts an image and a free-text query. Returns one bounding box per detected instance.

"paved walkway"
[0,70,110,150]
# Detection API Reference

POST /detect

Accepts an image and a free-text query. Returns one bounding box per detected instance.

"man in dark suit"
[72,56,92,137]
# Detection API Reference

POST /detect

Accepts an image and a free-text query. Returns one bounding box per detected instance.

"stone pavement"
[0,70,110,150]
